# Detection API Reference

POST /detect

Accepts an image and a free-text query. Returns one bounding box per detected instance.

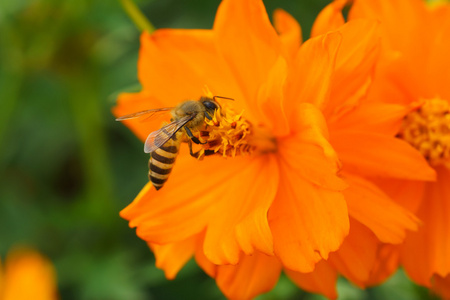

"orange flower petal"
[334,18,380,78]
[278,134,346,191]
[214,253,282,300]
[402,167,450,286]
[213,0,280,105]
[349,0,434,103]
[279,139,347,191]
[311,0,347,37]
[269,166,349,272]
[149,235,198,279]
[137,29,244,107]
[194,242,216,279]
[285,31,341,114]
[255,56,290,136]
[366,53,429,105]
[285,260,338,299]
[331,131,436,181]
[267,103,348,272]
[365,244,400,286]
[329,102,407,137]
[121,180,209,244]
[273,9,302,61]
[432,274,450,300]
[344,174,420,244]
[196,248,282,299]
[121,153,279,266]
[290,103,344,180]
[324,19,381,117]
[427,10,450,100]
[203,154,279,264]
[349,0,427,55]
[329,219,378,287]
[372,179,426,213]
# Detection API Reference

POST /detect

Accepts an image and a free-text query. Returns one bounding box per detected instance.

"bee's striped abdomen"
[148,133,181,190]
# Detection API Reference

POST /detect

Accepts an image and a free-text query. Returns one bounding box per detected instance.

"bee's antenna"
[213,95,234,101]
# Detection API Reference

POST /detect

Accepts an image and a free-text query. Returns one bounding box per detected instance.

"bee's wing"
[115,107,174,121]
[144,114,195,153]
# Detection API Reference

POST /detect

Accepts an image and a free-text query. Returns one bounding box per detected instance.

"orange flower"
[114,0,434,298]
[0,249,58,300]
[116,0,348,273]
[314,0,450,296]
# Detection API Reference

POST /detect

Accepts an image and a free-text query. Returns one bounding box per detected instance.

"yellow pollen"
[191,105,276,160]
[398,98,450,167]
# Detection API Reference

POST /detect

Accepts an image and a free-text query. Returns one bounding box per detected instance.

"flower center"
[398,98,450,167]
[190,105,276,160]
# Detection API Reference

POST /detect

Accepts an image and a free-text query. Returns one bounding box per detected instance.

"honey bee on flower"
[116,93,258,190]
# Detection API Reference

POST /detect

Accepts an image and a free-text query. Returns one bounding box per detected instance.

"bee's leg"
[188,139,203,159]
[188,139,195,156]
[204,150,215,156]
[185,126,206,144]
[205,112,213,120]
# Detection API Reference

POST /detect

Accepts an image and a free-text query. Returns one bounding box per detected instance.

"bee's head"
[200,97,221,115]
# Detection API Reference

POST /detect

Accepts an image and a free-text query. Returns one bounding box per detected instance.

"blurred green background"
[0,0,440,299]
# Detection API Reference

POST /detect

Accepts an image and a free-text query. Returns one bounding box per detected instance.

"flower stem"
[120,0,155,33]
[0,22,24,173]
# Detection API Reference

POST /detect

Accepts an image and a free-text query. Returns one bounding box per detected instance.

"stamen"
[191,105,277,160]
[398,98,450,167]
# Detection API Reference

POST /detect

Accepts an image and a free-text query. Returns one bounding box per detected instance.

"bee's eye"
[203,101,218,110]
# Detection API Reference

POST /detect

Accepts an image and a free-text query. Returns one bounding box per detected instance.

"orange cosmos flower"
[114,0,435,298]
[0,249,58,300]
[314,0,450,296]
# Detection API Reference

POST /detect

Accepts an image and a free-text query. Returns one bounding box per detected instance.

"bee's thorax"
[171,100,206,129]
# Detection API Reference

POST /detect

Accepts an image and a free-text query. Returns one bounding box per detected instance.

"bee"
[116,96,231,190]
